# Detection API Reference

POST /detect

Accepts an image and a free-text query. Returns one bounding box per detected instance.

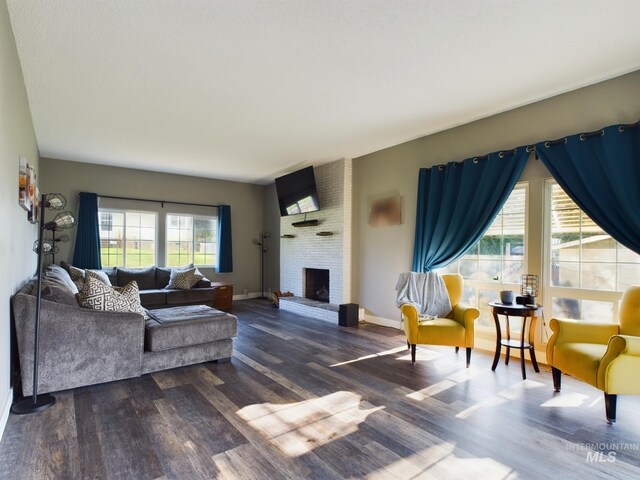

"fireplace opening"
[305,268,330,303]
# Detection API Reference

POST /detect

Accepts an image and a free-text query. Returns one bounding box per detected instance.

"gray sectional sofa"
[105,265,217,309]
[12,264,237,396]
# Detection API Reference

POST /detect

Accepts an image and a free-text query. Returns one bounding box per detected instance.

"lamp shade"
[44,211,76,231]
[55,233,70,242]
[43,193,67,210]
[32,240,59,255]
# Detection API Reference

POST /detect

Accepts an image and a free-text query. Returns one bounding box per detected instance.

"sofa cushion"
[116,266,156,290]
[155,267,172,289]
[145,305,237,352]
[553,342,607,388]
[41,264,79,306]
[166,287,214,306]
[167,267,203,289]
[59,261,112,290]
[139,289,167,308]
[77,275,146,317]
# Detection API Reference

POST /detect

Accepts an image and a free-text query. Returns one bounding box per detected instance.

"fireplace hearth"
[305,268,330,303]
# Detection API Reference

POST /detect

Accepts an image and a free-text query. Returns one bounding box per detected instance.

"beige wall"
[0,0,40,434]
[40,158,272,296]
[353,70,640,323]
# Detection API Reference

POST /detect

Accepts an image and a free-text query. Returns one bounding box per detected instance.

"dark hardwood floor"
[1,299,639,479]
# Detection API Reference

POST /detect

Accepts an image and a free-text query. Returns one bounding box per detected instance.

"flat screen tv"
[275,166,320,217]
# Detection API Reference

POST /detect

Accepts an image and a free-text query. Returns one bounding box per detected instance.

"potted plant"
[493,275,514,304]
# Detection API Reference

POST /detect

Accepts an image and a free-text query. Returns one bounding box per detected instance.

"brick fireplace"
[279,159,353,322]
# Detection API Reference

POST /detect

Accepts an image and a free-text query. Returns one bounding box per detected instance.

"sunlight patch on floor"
[364,442,517,480]
[396,348,443,363]
[236,391,384,457]
[456,379,545,419]
[330,346,408,367]
[406,366,484,401]
[541,392,591,408]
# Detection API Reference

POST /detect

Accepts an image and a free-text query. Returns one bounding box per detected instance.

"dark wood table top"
[488,302,542,315]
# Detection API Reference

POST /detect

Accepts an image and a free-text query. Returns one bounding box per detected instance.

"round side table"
[488,302,541,379]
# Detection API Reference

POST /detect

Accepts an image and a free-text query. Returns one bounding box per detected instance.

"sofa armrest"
[195,277,212,288]
[400,303,419,344]
[452,304,480,346]
[12,293,144,395]
[598,335,640,393]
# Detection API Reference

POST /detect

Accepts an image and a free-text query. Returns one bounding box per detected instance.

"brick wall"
[280,159,352,305]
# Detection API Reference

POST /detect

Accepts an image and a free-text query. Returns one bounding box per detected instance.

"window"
[98,210,157,267]
[544,181,640,322]
[166,214,217,267]
[440,184,528,328]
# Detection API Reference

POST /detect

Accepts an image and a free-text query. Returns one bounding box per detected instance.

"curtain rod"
[433,118,640,169]
[98,194,221,209]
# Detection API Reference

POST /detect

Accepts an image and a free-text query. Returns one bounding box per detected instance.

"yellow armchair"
[400,274,479,366]
[547,285,640,423]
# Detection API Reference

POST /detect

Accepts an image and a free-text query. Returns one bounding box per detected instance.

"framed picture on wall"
[369,195,402,227]
[18,156,30,211]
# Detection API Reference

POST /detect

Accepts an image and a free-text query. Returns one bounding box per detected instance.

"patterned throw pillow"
[64,264,111,291]
[166,267,204,290]
[77,275,146,317]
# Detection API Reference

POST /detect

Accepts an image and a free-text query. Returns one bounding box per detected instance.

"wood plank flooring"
[1,299,639,479]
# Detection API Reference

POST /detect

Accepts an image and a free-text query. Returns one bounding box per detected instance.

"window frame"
[98,208,158,268]
[439,182,529,330]
[541,179,636,323]
[165,212,218,268]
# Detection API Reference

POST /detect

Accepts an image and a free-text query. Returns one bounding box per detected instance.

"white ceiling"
[7,1,640,184]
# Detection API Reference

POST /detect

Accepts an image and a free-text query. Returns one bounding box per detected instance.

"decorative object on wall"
[369,195,402,227]
[11,193,77,415]
[253,232,270,299]
[28,188,40,224]
[281,234,295,238]
[18,157,29,211]
[316,231,333,236]
[18,156,37,217]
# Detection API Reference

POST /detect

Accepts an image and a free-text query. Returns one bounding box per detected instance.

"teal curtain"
[536,123,640,254]
[412,148,529,272]
[72,192,102,269]
[217,205,233,272]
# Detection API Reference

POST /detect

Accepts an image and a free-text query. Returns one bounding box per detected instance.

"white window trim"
[542,178,624,323]
[165,212,218,269]
[98,208,158,268]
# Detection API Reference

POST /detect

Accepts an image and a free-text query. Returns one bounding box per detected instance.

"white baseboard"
[362,313,402,329]
[233,292,263,300]
[0,388,13,442]
[361,314,548,364]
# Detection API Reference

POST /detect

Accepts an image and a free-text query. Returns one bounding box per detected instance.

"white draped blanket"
[395,272,452,317]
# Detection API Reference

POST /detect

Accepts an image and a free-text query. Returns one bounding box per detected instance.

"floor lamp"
[253,232,270,299]
[11,193,76,415]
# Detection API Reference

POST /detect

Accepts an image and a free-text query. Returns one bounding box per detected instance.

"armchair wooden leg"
[407,340,410,350]
[411,344,416,364]
[465,348,471,367]
[604,393,617,424]
[551,367,561,392]
[455,347,460,353]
